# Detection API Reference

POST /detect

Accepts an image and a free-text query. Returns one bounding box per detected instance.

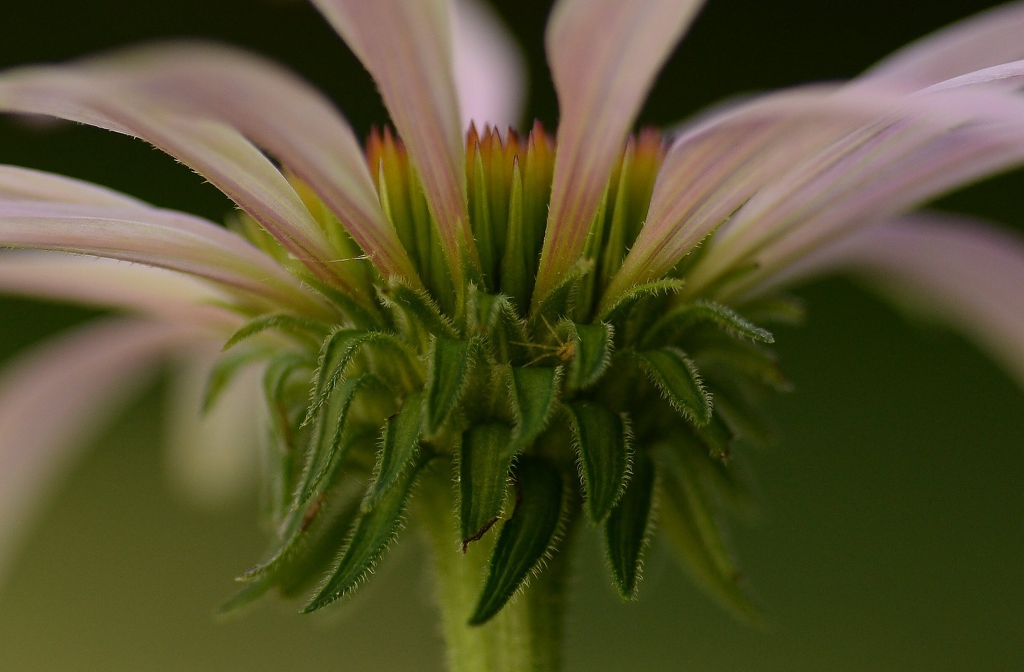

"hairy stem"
[417,461,573,672]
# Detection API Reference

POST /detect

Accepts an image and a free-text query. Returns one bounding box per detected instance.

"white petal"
[533,0,704,302]
[0,199,332,318]
[0,67,354,292]
[0,319,206,584]
[0,251,242,330]
[863,1,1024,88]
[75,43,419,283]
[781,214,1024,388]
[164,351,263,508]
[452,0,527,130]
[311,0,473,270]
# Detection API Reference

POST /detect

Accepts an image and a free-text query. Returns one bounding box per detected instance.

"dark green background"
[1,1,1022,670]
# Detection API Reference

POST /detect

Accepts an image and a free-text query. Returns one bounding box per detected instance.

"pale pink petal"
[0,252,242,330]
[311,0,474,271]
[778,214,1024,388]
[603,84,1012,305]
[0,165,260,323]
[606,85,873,303]
[0,68,353,292]
[0,319,207,584]
[0,199,333,318]
[452,0,527,130]
[863,1,1024,88]
[0,164,145,206]
[74,43,419,283]
[164,351,263,508]
[678,87,1024,297]
[922,59,1024,93]
[533,0,705,302]
[735,124,1024,293]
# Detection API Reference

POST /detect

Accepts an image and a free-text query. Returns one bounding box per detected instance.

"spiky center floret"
[220,123,798,623]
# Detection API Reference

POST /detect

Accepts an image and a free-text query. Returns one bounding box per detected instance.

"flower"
[2,0,1024,667]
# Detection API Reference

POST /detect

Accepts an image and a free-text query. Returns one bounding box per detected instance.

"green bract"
[220,124,788,624]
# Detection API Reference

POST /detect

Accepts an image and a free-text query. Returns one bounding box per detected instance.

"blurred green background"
[1,0,1023,669]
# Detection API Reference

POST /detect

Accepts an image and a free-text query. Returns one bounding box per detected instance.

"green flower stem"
[418,463,572,672]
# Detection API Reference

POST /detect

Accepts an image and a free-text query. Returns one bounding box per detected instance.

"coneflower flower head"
[3,0,1024,668]
[227,120,706,620]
